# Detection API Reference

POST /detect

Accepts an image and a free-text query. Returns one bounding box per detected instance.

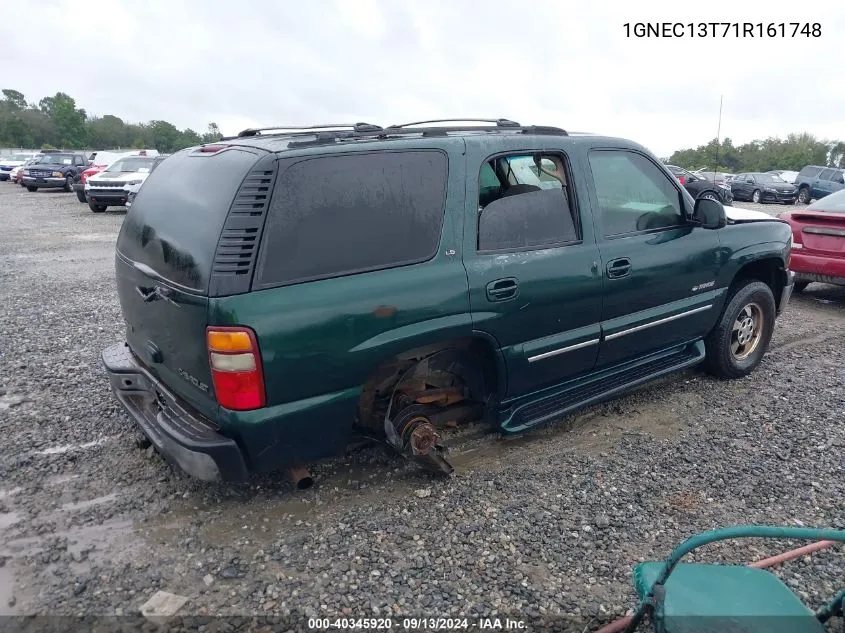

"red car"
[779,187,845,291]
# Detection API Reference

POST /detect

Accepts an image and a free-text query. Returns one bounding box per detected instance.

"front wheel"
[703,280,776,379]
[797,188,811,204]
[699,191,719,202]
[89,202,107,213]
[75,189,86,203]
[64,176,73,193]
[751,189,761,203]
[26,185,37,192]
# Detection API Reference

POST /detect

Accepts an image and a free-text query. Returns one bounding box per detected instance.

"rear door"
[462,142,604,398]
[115,145,265,418]
[584,147,721,368]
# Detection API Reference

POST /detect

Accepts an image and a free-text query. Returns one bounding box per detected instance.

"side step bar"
[500,340,705,434]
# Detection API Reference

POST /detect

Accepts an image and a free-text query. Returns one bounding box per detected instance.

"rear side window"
[818,168,835,180]
[799,166,822,178]
[117,147,261,291]
[255,150,448,288]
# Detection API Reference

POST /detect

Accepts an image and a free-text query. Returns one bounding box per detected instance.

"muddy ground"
[0,184,842,629]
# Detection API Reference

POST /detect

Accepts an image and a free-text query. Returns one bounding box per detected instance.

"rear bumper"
[101,342,249,482]
[791,251,845,283]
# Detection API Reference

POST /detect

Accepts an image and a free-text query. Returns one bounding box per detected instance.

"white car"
[125,154,168,209]
[0,152,38,181]
[768,170,798,184]
[84,154,160,213]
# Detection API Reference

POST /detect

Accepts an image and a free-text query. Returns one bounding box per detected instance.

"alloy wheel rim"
[731,302,763,360]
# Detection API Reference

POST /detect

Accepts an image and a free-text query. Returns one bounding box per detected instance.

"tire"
[75,189,86,203]
[703,279,776,379]
[64,176,73,193]
[793,281,809,293]
[26,185,37,192]
[797,188,811,204]
[751,189,761,203]
[89,202,107,213]
[699,191,719,201]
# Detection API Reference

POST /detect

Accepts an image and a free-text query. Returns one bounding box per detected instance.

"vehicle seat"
[633,561,825,633]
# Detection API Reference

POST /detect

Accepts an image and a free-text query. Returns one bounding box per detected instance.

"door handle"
[606,258,632,279]
[486,278,519,302]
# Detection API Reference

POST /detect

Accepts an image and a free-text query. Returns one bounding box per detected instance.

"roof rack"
[236,122,382,137]
[386,118,521,129]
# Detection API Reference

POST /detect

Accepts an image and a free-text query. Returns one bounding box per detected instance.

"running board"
[500,340,705,434]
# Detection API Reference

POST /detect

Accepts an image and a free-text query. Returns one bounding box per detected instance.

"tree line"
[3,87,845,169]
[0,89,222,153]
[666,133,845,173]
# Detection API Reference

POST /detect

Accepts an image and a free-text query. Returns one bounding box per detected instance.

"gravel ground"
[0,185,842,630]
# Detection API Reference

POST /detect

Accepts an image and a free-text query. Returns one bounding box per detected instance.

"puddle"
[0,488,22,501]
[32,437,112,456]
[0,519,133,559]
[58,493,118,513]
[0,512,21,531]
[0,567,16,616]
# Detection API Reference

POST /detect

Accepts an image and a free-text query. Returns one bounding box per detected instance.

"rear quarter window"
[254,150,448,288]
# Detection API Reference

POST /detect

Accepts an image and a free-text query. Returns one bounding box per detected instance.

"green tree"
[2,89,26,110]
[201,122,222,143]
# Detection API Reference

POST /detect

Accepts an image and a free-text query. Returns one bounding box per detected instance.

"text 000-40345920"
[623,22,821,38]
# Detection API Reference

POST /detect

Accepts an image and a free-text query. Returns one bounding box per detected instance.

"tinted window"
[589,150,684,237]
[256,150,447,287]
[819,168,835,180]
[117,147,260,291]
[799,166,822,178]
[807,188,845,212]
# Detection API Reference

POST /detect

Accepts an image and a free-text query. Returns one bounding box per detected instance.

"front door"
[463,147,604,399]
[583,148,722,369]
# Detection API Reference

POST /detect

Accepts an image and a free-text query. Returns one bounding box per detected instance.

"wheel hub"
[731,302,764,360]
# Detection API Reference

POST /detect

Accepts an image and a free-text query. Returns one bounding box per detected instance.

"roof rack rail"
[387,118,521,129]
[236,122,382,137]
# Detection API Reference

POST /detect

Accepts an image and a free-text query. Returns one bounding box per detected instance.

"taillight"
[206,326,266,410]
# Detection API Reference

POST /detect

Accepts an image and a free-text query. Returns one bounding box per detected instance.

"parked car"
[20,151,89,192]
[85,154,160,212]
[102,121,794,484]
[768,170,798,184]
[793,165,845,204]
[779,187,845,291]
[730,172,797,204]
[665,165,733,203]
[0,152,38,181]
[72,150,159,203]
[125,154,169,209]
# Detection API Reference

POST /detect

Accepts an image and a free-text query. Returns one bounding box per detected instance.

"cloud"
[1,0,843,155]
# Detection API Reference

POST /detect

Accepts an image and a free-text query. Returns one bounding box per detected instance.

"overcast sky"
[2,0,843,156]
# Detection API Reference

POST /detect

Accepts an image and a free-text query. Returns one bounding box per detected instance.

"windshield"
[807,188,845,213]
[106,156,156,173]
[38,153,74,165]
[755,174,784,183]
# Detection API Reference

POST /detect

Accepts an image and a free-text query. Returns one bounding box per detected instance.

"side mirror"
[693,198,727,230]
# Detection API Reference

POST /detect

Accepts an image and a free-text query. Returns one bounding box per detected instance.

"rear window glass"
[116,147,260,291]
[807,188,845,212]
[255,150,448,288]
[798,166,822,178]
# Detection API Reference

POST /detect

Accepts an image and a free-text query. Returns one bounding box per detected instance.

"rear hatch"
[791,211,845,257]
[114,145,264,417]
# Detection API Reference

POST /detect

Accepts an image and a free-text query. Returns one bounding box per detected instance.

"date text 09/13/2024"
[307,617,527,630]
[624,22,821,38]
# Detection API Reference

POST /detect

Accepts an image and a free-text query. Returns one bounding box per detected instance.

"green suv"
[102,119,795,483]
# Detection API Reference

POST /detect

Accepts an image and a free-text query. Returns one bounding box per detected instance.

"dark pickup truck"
[101,120,795,484]
[20,151,89,192]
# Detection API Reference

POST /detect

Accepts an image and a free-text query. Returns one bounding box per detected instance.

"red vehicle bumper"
[790,250,845,286]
